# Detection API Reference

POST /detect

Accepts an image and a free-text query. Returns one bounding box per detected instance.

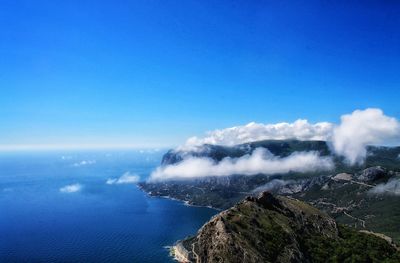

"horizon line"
[0,144,174,152]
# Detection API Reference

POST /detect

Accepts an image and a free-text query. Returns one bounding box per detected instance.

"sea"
[0,150,217,262]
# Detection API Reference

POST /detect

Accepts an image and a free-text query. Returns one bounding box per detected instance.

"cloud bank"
[369,178,400,196]
[151,108,399,181]
[60,183,82,193]
[332,109,400,165]
[150,148,333,181]
[183,108,400,165]
[106,172,140,185]
[183,120,333,149]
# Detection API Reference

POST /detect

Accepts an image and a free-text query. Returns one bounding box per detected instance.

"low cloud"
[149,148,333,181]
[72,160,96,167]
[369,179,400,196]
[183,120,333,150]
[151,108,399,181]
[106,172,140,185]
[60,183,82,193]
[252,179,293,193]
[332,109,400,165]
[181,108,400,165]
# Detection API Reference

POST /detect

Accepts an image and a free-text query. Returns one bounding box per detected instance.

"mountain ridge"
[173,192,400,263]
[139,139,400,246]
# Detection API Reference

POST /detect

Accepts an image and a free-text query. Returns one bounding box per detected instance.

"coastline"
[137,183,219,262]
[137,183,221,211]
[170,242,192,263]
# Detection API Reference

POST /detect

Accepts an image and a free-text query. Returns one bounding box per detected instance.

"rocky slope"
[140,140,400,242]
[175,192,400,263]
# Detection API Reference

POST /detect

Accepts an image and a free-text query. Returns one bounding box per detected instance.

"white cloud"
[60,183,82,193]
[106,172,140,185]
[251,179,293,193]
[332,108,400,165]
[72,160,96,167]
[149,148,333,181]
[151,108,400,181]
[369,178,400,196]
[181,108,400,165]
[182,120,333,150]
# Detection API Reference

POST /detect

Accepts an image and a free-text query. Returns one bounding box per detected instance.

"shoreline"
[169,242,192,263]
[137,184,221,211]
[137,184,219,262]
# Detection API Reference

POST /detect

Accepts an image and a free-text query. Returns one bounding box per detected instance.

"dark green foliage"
[246,140,331,157]
[365,146,400,171]
[303,225,400,263]
[226,204,292,262]
[296,177,400,243]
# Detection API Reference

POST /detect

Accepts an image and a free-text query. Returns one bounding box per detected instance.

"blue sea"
[0,150,217,262]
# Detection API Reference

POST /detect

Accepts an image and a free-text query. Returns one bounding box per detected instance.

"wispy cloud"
[149,148,333,181]
[251,179,293,193]
[369,178,400,196]
[59,183,82,193]
[72,160,96,167]
[106,172,140,185]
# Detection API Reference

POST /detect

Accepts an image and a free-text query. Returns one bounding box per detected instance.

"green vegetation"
[183,193,400,263]
[304,225,400,263]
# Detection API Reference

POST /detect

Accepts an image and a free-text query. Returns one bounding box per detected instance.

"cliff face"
[191,192,337,263]
[179,192,400,263]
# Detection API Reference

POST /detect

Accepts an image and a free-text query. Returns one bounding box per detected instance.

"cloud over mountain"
[183,108,400,165]
[183,120,333,149]
[332,108,400,165]
[150,148,333,181]
[151,108,399,181]
[369,178,400,196]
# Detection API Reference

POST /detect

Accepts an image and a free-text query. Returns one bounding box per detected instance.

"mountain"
[162,140,332,165]
[161,139,400,170]
[139,139,400,242]
[142,140,339,209]
[173,192,400,263]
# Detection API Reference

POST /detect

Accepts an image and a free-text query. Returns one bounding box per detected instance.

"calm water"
[0,151,217,262]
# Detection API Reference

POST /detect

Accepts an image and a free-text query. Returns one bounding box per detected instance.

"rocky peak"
[180,192,340,263]
[356,166,387,182]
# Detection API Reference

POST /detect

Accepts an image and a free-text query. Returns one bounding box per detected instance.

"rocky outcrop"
[176,192,400,263]
[180,192,338,263]
[356,166,387,182]
[332,173,353,181]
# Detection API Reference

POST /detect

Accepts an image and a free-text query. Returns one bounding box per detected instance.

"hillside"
[140,140,400,243]
[173,192,400,263]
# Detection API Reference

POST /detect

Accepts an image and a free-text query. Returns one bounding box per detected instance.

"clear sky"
[1,0,399,150]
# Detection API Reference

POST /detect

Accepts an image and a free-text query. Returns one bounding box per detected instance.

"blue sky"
[1,1,399,149]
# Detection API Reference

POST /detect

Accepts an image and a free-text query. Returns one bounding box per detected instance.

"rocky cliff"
[175,192,400,263]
